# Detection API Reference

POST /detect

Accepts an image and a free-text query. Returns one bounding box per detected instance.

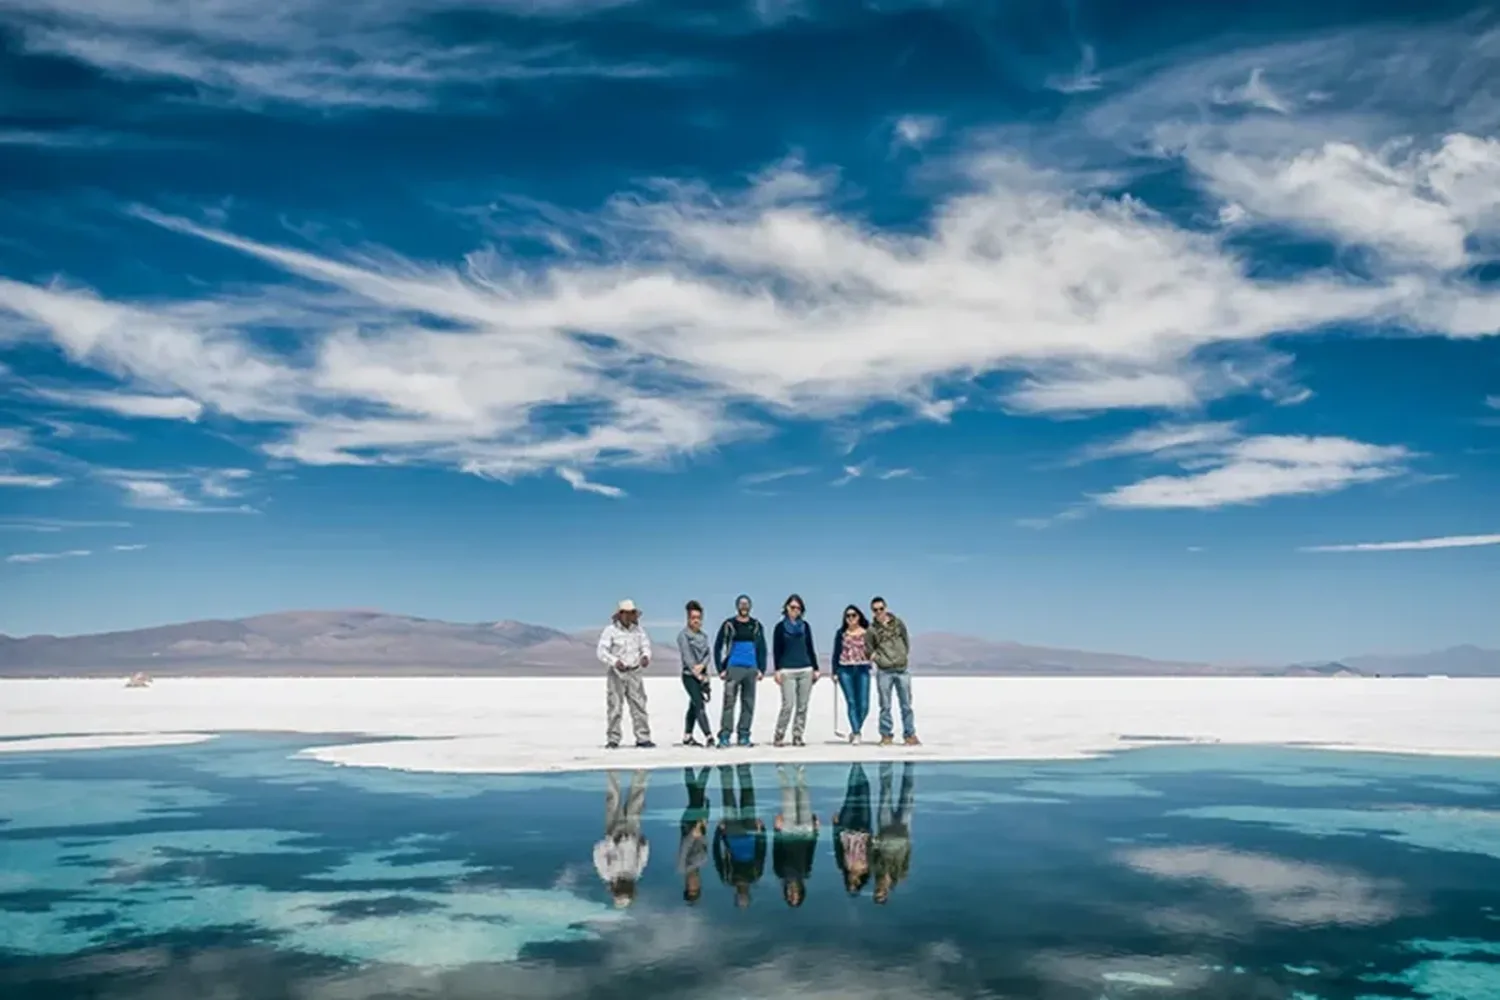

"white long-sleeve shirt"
[594,835,649,882]
[597,621,652,669]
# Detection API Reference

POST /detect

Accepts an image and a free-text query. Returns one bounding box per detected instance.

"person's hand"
[774,672,783,686]
[718,671,728,681]
[641,655,650,667]
[774,816,784,831]
[756,672,765,682]
[614,659,625,670]
[812,670,821,683]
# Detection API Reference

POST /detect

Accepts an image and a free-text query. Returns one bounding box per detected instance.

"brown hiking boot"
[878,736,894,746]
[904,735,921,746]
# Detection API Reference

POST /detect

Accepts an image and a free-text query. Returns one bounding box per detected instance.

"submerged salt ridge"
[3,677,1500,773]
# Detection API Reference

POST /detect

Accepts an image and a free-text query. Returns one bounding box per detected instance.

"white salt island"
[2,676,1498,774]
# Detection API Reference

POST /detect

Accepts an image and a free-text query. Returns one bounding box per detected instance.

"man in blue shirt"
[714,594,767,747]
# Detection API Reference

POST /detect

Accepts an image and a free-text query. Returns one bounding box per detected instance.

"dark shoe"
[737,737,754,748]
[773,735,786,747]
[717,734,731,748]
[606,741,620,749]
[637,740,656,749]
[792,736,805,747]
[683,736,701,747]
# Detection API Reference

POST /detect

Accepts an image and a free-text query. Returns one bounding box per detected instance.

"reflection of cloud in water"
[0,777,222,831]
[1119,845,1401,928]
[1018,777,1162,798]
[1173,805,1500,860]
[1029,950,1215,994]
[0,824,618,966]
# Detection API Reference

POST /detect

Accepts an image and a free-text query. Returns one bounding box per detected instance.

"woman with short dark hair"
[677,600,715,747]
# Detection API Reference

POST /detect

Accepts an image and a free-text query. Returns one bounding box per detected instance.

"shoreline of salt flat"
[3,676,1500,773]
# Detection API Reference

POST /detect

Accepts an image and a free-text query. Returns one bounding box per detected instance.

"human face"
[871,599,887,621]
[844,609,860,628]
[785,599,802,620]
[688,608,703,629]
[736,598,751,618]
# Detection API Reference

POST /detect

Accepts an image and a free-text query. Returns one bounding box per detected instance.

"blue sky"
[0,0,1497,663]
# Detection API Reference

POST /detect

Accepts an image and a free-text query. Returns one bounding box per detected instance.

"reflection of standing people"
[593,770,650,908]
[677,601,716,747]
[867,596,918,746]
[832,605,873,743]
[772,764,819,907]
[678,766,712,904]
[596,599,654,749]
[712,763,766,907]
[832,763,873,896]
[872,761,915,905]
[714,595,767,748]
[772,594,820,747]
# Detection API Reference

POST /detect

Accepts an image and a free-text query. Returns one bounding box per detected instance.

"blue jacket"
[773,619,819,671]
[714,616,768,674]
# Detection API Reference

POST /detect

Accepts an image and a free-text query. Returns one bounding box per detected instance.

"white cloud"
[1044,43,1101,95]
[891,114,943,150]
[1092,428,1411,510]
[0,518,131,531]
[1301,533,1500,553]
[0,22,1496,494]
[0,473,64,488]
[0,0,691,110]
[101,468,256,512]
[738,466,815,485]
[1487,395,1500,409]
[0,428,30,451]
[1080,420,1241,462]
[112,543,148,552]
[6,548,91,564]
[32,387,204,421]
[557,468,625,498]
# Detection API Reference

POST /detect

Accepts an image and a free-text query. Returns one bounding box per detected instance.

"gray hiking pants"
[606,667,652,745]
[719,666,759,741]
[774,668,814,741]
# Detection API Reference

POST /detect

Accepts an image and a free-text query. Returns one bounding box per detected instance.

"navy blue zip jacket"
[772,619,819,671]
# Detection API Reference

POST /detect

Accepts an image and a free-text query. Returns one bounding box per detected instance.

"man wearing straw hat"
[597,599,656,749]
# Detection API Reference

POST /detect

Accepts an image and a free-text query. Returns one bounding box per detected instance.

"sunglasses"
[844,612,858,619]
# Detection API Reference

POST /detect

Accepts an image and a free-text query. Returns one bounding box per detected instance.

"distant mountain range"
[1,610,1496,678]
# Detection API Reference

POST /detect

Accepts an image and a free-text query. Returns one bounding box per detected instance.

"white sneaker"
[850,733,861,745]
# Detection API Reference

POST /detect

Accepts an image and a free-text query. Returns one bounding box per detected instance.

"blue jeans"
[876,669,914,739]
[835,665,871,735]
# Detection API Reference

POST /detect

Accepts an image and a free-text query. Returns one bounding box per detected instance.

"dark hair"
[782,593,805,616]
[870,595,886,606]
[685,600,702,614]
[842,605,869,628]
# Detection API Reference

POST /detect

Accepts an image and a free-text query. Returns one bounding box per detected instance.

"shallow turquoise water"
[3,737,1500,999]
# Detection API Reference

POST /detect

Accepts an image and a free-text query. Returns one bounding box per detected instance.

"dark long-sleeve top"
[772,619,819,671]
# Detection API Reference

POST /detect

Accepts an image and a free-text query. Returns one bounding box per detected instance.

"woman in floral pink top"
[832,604,873,743]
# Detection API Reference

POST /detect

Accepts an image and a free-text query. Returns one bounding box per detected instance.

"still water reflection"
[5,737,1500,999]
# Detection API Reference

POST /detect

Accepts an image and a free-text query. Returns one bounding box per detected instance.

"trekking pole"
[832,675,845,739]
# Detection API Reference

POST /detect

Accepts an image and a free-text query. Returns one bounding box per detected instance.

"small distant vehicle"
[125,672,152,688]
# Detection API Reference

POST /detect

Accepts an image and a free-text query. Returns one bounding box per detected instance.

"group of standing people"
[592,762,916,909]
[595,594,919,750]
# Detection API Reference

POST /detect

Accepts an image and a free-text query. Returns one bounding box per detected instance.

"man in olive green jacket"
[867,596,918,746]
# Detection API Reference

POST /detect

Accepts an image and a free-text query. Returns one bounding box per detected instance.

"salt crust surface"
[2,676,1498,774]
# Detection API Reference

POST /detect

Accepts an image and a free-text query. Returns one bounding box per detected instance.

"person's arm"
[596,626,616,667]
[771,622,783,673]
[677,630,694,672]
[713,622,727,673]
[640,627,652,667]
[899,618,911,661]
[832,626,844,668]
[755,622,768,675]
[806,626,819,674]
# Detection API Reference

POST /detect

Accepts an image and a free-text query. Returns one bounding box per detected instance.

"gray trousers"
[774,668,814,741]
[606,667,651,744]
[719,667,759,741]
[777,764,815,831]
